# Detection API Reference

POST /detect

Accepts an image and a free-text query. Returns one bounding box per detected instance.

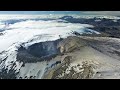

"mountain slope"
[0,14,120,79]
[43,36,120,79]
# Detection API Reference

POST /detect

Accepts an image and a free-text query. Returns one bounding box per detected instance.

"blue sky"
[0,11,119,16]
[0,11,81,15]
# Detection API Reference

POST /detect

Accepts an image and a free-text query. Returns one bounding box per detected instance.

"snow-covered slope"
[42,36,120,79]
[0,14,119,79]
[0,15,101,79]
[0,19,96,52]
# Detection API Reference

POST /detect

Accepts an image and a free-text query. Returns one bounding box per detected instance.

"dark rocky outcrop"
[45,56,95,79]
[17,38,63,64]
[0,66,19,79]
[27,39,62,58]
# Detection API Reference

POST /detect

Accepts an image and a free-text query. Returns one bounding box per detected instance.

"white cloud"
[80,11,120,16]
[0,18,96,52]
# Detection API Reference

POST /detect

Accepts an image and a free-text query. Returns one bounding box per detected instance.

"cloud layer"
[0,11,120,16]
[80,11,120,16]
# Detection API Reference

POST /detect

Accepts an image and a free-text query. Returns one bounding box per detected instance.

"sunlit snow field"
[0,14,120,79]
[0,14,99,53]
